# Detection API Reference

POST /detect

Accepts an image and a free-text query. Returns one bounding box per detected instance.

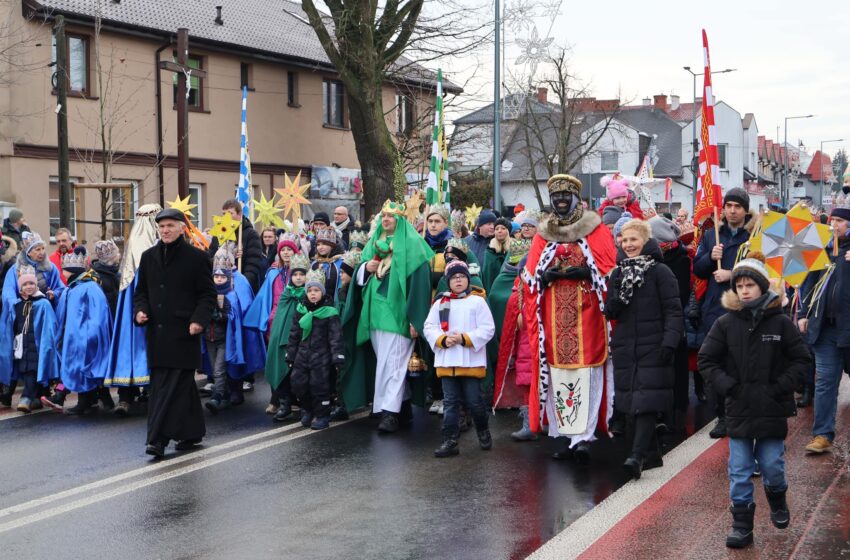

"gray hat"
[155,208,187,223]
[723,187,750,212]
[649,216,681,243]
[602,205,624,226]
[612,211,633,238]
[8,209,23,224]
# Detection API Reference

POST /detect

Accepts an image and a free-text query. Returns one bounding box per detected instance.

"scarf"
[297,302,339,340]
[741,291,778,326]
[425,228,452,249]
[436,289,471,332]
[617,254,656,306]
[214,281,231,295]
[333,218,350,237]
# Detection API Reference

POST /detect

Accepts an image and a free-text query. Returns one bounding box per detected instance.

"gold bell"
[407,352,427,378]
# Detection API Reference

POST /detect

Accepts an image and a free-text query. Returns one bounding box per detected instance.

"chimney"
[642,97,651,106]
[653,94,667,111]
[537,87,548,104]
[670,95,680,110]
[215,6,224,25]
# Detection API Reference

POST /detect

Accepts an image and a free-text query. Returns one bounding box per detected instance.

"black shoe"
[145,442,165,458]
[765,488,790,529]
[434,438,459,458]
[573,441,591,464]
[229,392,245,406]
[477,429,493,450]
[329,404,349,422]
[98,387,115,411]
[398,400,413,427]
[643,453,664,470]
[796,386,813,408]
[709,418,727,439]
[310,416,330,430]
[726,503,755,548]
[377,412,399,433]
[552,438,574,460]
[205,398,222,415]
[112,401,131,417]
[624,455,643,480]
[300,410,314,428]
[174,439,202,451]
[0,392,11,407]
[65,392,95,415]
[273,402,294,422]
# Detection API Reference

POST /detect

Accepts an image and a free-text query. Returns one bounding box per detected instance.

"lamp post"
[492,0,502,212]
[782,114,814,206]
[682,67,737,210]
[819,138,843,207]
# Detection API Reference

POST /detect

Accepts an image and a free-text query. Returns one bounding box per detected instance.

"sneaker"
[16,398,32,413]
[174,438,202,451]
[377,412,399,433]
[311,416,330,430]
[28,398,43,411]
[428,400,443,414]
[300,410,314,428]
[265,403,279,415]
[477,429,493,450]
[242,381,254,392]
[145,442,166,459]
[434,438,459,458]
[709,418,727,439]
[41,391,66,412]
[805,435,833,454]
[205,398,222,415]
[199,382,214,396]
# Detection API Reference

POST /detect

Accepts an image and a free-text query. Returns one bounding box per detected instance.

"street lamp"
[682,67,737,209]
[819,138,843,206]
[782,114,814,206]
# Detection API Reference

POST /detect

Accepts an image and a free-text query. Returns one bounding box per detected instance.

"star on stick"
[166,194,197,219]
[253,191,284,229]
[464,203,483,231]
[210,212,241,244]
[274,171,311,223]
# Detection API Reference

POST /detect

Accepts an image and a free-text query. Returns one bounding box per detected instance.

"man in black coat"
[134,208,217,458]
[222,199,265,293]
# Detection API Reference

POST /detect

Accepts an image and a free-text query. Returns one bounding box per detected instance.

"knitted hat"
[94,239,121,266]
[444,259,471,282]
[612,211,634,238]
[62,246,88,272]
[445,238,469,262]
[340,251,361,277]
[212,248,234,277]
[315,227,338,247]
[648,216,681,243]
[289,253,310,274]
[724,187,750,212]
[305,268,326,294]
[277,233,300,254]
[830,198,850,222]
[519,210,540,227]
[602,174,629,201]
[602,205,624,226]
[507,238,531,265]
[494,217,512,232]
[8,209,23,224]
[17,264,36,289]
[731,252,770,294]
[312,212,330,226]
[477,210,497,228]
[21,231,44,256]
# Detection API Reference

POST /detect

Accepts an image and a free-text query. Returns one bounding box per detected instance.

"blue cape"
[105,275,149,386]
[0,297,60,386]
[201,289,266,379]
[56,276,112,392]
[2,262,65,311]
[243,267,283,333]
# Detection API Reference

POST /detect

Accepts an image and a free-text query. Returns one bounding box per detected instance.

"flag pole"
[713,206,722,271]
[237,222,243,273]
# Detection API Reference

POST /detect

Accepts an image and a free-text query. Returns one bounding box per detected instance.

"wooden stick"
[237,222,243,273]
[713,206,722,272]
[421,204,429,239]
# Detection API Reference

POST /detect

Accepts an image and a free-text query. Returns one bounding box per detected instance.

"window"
[395,94,414,136]
[240,62,253,90]
[287,71,299,107]
[48,176,79,238]
[110,181,140,243]
[188,183,204,229]
[51,33,89,94]
[173,55,203,109]
[601,151,618,171]
[322,79,345,128]
[718,144,728,169]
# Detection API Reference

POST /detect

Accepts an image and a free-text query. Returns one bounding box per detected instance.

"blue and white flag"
[237,86,253,217]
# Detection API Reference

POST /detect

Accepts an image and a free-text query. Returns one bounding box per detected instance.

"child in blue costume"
[0,265,60,412]
[1,231,64,312]
[310,228,345,305]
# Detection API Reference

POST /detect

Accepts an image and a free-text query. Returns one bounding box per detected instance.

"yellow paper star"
[465,203,482,231]
[405,190,425,224]
[253,191,284,229]
[166,194,197,219]
[210,212,241,244]
[274,171,312,223]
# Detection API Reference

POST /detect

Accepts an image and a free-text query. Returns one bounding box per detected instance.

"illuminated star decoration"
[166,194,197,219]
[464,203,483,231]
[253,191,284,229]
[210,212,241,244]
[274,171,311,223]
[515,26,554,78]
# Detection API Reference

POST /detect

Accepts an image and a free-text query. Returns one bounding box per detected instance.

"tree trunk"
[347,90,397,219]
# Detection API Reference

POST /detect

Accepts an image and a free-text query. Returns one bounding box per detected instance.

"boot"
[310,416,330,430]
[726,503,755,548]
[764,488,790,529]
[98,387,115,411]
[477,429,493,450]
[511,406,539,442]
[709,417,727,439]
[573,441,591,465]
[300,410,314,428]
[65,391,96,415]
[796,385,813,408]
[273,397,293,422]
[434,437,459,458]
[377,412,399,433]
[552,438,574,461]
[623,455,643,480]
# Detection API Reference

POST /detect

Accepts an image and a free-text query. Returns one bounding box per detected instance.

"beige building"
[0,0,452,245]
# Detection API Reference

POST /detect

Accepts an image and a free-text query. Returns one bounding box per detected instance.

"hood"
[721,288,783,312]
[1,236,17,265]
[92,260,120,277]
[538,210,601,244]
[15,248,52,272]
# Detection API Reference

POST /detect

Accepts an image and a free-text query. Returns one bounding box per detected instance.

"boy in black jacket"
[698,254,811,549]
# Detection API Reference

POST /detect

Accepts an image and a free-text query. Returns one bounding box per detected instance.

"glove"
[658,346,675,365]
[561,266,592,281]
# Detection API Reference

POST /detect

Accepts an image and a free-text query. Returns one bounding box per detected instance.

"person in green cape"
[481,217,512,292]
[265,254,310,422]
[349,199,434,433]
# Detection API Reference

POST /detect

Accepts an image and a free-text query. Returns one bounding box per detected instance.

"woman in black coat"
[605,219,684,479]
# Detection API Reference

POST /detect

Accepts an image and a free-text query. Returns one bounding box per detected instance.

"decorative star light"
[504,0,537,33]
[166,194,197,218]
[210,212,241,244]
[253,191,284,229]
[515,26,554,78]
[274,171,311,223]
[464,203,483,231]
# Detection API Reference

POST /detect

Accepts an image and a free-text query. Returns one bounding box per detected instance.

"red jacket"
[597,192,644,220]
[49,244,77,285]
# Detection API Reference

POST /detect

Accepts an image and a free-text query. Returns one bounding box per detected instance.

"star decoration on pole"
[166,194,197,218]
[210,212,241,244]
[253,191,284,229]
[464,203,483,231]
[274,171,311,223]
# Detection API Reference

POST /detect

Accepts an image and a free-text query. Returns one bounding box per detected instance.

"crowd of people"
[2,171,849,550]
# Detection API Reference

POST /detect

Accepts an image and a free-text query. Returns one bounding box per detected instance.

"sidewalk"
[533,381,850,560]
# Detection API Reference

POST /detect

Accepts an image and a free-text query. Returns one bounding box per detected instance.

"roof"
[454,95,560,125]
[622,100,702,123]
[613,108,683,177]
[742,113,755,130]
[806,151,833,181]
[28,0,459,93]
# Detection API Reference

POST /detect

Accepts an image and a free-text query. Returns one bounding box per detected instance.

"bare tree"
[0,0,52,118]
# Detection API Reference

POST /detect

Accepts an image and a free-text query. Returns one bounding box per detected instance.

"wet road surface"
[0,377,714,559]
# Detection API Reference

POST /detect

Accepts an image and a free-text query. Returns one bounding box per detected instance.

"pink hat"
[277,239,300,254]
[601,174,630,201]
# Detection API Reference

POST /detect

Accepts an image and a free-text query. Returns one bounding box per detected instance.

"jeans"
[728,437,786,506]
[20,371,37,400]
[441,376,488,438]
[812,324,844,441]
[206,340,229,400]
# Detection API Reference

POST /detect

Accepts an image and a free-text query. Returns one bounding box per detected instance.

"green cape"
[484,260,521,387]
[481,246,507,293]
[264,284,304,390]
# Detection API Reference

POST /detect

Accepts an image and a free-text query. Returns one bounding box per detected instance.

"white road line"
[528,421,719,560]
[0,411,366,521]
[0,408,50,421]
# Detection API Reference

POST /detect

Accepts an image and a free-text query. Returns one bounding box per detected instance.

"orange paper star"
[274,171,311,223]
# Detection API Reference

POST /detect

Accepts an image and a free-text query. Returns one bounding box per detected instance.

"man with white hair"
[333,205,353,249]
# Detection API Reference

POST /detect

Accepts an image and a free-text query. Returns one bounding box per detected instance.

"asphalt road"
[0,377,714,560]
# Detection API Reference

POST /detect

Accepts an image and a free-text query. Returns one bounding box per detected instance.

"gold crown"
[342,250,362,269]
[381,199,406,217]
[547,174,582,195]
[446,237,469,254]
[426,203,451,222]
[349,230,369,248]
[305,268,326,287]
[289,253,310,272]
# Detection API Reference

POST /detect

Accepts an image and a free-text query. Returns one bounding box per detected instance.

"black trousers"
[672,340,690,412]
[632,412,659,460]
[147,368,205,445]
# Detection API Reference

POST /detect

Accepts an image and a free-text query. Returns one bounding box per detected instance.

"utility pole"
[492,0,501,212]
[54,15,71,230]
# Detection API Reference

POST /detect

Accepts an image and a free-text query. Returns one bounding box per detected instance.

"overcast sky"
[445,0,850,157]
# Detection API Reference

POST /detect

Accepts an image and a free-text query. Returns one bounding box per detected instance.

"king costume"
[521,174,616,456]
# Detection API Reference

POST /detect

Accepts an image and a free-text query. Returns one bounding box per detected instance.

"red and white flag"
[664,177,672,202]
[692,29,724,227]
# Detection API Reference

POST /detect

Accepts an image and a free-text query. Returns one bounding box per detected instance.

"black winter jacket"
[698,290,811,439]
[605,239,684,414]
[286,297,345,394]
[237,217,266,294]
[91,261,120,317]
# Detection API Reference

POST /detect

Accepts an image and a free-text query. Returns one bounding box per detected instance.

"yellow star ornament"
[166,194,197,219]
[210,212,241,244]
[253,191,284,229]
[274,171,311,223]
[464,203,482,231]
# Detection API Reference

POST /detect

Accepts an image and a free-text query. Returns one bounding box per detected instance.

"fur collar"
[1,236,17,265]
[538,210,602,243]
[15,250,53,272]
[488,237,510,254]
[721,289,782,311]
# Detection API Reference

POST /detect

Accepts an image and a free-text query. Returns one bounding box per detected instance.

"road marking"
[0,411,367,524]
[0,408,50,421]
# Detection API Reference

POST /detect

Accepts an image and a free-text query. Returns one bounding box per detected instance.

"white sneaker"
[242,381,254,392]
[429,400,442,414]
[200,383,214,395]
